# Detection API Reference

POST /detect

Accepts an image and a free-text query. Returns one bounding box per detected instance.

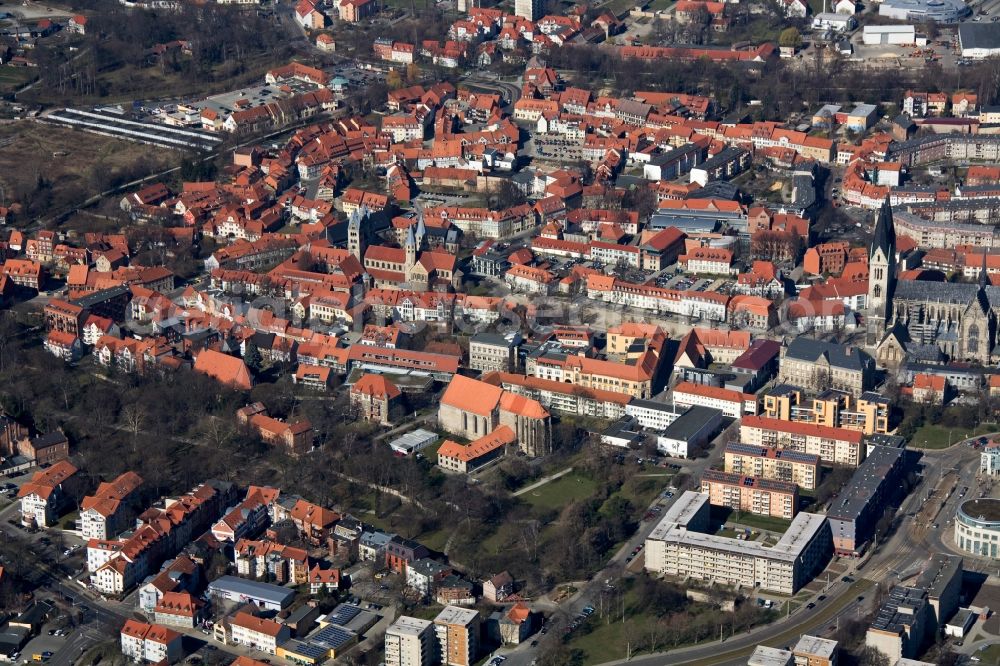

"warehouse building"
[959,23,1000,59]
[862,25,918,46]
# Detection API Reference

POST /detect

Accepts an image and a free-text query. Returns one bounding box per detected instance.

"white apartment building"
[645,491,831,595]
[120,620,183,664]
[385,616,437,666]
[981,443,1000,477]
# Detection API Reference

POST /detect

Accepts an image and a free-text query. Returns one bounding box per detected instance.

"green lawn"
[521,472,600,511]
[730,512,793,534]
[606,0,637,17]
[0,66,32,92]
[909,423,998,449]
[978,643,1000,664]
[648,0,675,10]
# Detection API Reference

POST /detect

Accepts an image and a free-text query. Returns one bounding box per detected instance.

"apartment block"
[645,491,831,595]
[700,469,798,520]
[724,443,820,491]
[791,635,839,666]
[826,445,907,556]
[385,616,437,666]
[434,606,480,666]
[740,415,866,467]
[762,386,890,436]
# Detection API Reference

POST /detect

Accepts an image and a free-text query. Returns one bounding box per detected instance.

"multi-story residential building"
[700,469,799,520]
[385,616,437,666]
[120,620,184,664]
[981,441,1000,476]
[211,486,280,543]
[229,612,291,654]
[762,386,890,435]
[17,460,81,528]
[434,606,480,666]
[672,381,758,419]
[740,416,866,467]
[234,539,310,584]
[791,635,839,666]
[724,443,820,490]
[469,333,519,373]
[778,338,875,396]
[406,558,452,599]
[826,446,907,556]
[153,591,203,629]
[644,491,831,595]
[79,472,144,540]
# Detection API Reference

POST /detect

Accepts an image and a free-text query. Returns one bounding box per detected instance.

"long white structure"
[645,491,831,594]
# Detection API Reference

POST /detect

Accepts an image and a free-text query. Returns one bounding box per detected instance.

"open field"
[0,65,33,93]
[910,423,998,449]
[0,121,176,205]
[521,471,601,511]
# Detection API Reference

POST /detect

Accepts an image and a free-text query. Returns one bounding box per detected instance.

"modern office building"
[955,498,1000,558]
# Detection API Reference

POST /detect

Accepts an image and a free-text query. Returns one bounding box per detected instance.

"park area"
[909,423,998,449]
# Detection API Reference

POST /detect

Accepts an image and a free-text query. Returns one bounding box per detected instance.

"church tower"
[404,224,417,273]
[866,198,896,346]
[347,208,364,262]
[415,213,427,251]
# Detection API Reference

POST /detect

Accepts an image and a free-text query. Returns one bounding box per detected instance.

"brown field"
[0,120,176,205]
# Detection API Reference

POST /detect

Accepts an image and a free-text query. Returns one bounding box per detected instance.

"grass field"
[0,65,32,93]
[978,643,1000,664]
[521,472,601,511]
[730,512,794,534]
[909,423,998,449]
[0,121,176,201]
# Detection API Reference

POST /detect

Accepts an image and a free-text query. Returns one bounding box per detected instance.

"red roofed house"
[911,373,947,405]
[44,330,83,362]
[194,349,254,391]
[249,414,313,456]
[18,460,80,528]
[438,425,516,474]
[295,0,326,29]
[68,14,88,34]
[79,471,144,540]
[154,591,204,629]
[120,620,184,663]
[350,373,402,425]
[228,612,291,654]
[499,602,534,645]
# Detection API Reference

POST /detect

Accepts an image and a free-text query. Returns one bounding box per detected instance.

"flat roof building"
[207,575,295,611]
[866,586,931,663]
[645,491,831,595]
[826,445,907,556]
[792,635,838,666]
[385,616,437,666]
[748,645,794,666]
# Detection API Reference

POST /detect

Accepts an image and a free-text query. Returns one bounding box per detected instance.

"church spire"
[980,249,989,288]
[870,196,895,260]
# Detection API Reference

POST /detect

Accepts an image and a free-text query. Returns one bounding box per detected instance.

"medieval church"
[870,199,1000,367]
